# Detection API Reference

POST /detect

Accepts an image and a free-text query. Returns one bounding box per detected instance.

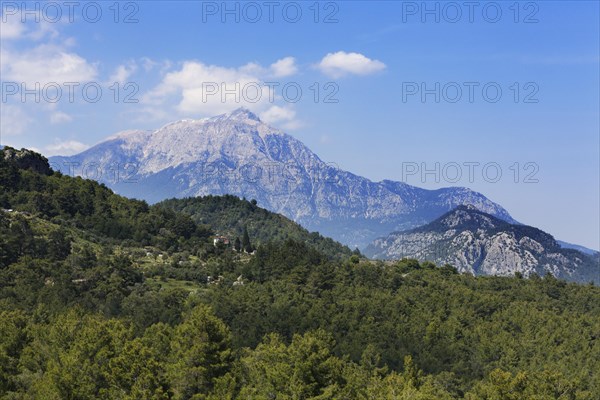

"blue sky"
[1,1,599,249]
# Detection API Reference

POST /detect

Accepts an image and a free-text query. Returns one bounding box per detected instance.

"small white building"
[213,235,230,246]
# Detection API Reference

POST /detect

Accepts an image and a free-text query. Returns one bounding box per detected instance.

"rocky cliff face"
[49,108,515,248]
[2,147,52,175]
[364,205,598,283]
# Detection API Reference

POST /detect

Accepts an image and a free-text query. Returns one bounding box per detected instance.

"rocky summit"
[364,205,599,283]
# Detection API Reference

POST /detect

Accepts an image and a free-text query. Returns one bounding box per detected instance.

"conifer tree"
[242,227,252,253]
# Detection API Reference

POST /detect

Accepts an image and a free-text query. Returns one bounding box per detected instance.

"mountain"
[364,205,599,283]
[49,108,516,248]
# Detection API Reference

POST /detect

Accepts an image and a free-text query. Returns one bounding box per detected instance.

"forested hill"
[1,146,599,398]
[0,146,351,260]
[158,195,354,259]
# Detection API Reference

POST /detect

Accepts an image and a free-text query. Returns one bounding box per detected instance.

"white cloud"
[0,11,96,88]
[45,140,89,156]
[0,14,26,40]
[140,58,307,128]
[270,57,298,78]
[141,57,173,74]
[50,111,73,124]
[259,105,301,130]
[143,60,276,117]
[259,105,304,131]
[0,11,61,43]
[260,105,296,124]
[26,21,61,42]
[108,62,137,84]
[317,51,386,78]
[239,62,265,76]
[1,44,97,85]
[0,105,31,136]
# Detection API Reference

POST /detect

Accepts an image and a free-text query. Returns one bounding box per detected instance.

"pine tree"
[242,227,252,253]
[167,305,232,397]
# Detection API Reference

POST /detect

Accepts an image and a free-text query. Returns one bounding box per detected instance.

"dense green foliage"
[0,148,212,254]
[158,195,354,259]
[1,147,599,399]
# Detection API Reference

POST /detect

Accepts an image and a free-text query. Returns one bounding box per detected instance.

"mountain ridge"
[364,205,599,283]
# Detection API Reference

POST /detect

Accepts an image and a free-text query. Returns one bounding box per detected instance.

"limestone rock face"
[364,206,599,283]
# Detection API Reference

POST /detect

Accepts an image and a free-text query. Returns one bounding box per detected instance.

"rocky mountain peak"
[214,108,262,124]
[419,205,501,233]
[365,206,598,283]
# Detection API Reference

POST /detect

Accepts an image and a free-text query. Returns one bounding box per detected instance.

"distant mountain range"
[364,205,599,283]
[49,108,516,248]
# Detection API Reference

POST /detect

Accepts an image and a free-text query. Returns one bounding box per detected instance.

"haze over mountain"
[364,205,599,283]
[49,108,518,248]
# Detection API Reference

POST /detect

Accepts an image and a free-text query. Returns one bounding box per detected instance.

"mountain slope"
[157,195,353,259]
[49,108,515,248]
[364,205,599,283]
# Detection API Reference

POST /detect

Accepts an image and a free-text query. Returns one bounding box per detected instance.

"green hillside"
[1,147,599,399]
[158,195,354,259]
